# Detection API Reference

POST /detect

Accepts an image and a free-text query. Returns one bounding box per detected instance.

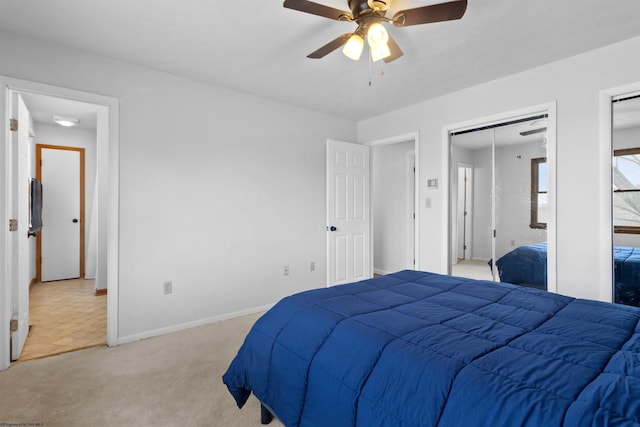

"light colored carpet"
[451,259,495,281]
[0,312,284,427]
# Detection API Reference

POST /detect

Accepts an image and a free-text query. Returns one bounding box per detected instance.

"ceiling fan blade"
[393,0,467,27]
[307,33,352,59]
[283,0,353,21]
[383,34,404,63]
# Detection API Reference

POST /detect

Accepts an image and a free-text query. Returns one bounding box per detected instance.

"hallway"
[17,279,106,362]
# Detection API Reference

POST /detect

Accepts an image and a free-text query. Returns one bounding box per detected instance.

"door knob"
[72,218,79,223]
[328,226,337,232]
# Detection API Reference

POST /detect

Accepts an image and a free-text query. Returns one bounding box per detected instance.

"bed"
[495,242,640,306]
[223,270,640,426]
[493,242,548,290]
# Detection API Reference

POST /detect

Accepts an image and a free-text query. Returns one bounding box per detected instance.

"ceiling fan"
[283,0,468,63]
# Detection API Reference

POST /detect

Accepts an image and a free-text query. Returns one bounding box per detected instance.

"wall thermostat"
[427,179,438,189]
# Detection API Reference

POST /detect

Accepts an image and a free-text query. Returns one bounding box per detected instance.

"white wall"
[0,32,356,340]
[372,140,414,274]
[358,35,640,302]
[32,123,98,278]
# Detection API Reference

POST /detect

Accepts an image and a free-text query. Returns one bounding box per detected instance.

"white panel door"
[10,93,30,360]
[327,140,371,286]
[41,148,81,282]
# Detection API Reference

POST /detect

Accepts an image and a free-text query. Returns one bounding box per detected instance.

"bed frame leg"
[261,403,274,425]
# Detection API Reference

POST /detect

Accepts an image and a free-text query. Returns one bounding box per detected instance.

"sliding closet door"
[611,94,640,307]
[450,116,548,289]
[493,124,548,290]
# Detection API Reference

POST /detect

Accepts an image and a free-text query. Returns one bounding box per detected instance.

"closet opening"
[446,106,556,293]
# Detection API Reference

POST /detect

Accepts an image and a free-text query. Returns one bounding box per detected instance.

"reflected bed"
[495,242,640,306]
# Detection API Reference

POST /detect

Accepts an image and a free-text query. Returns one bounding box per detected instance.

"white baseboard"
[117,303,274,345]
[374,268,392,276]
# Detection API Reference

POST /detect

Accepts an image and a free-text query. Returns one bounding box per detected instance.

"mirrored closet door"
[612,93,640,307]
[449,115,549,290]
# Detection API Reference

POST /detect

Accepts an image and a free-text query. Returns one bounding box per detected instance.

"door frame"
[36,144,86,282]
[442,102,557,293]
[0,76,119,370]
[366,131,420,272]
[453,163,473,263]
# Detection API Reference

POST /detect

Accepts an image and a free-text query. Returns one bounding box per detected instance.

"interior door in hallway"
[326,139,371,286]
[38,145,84,282]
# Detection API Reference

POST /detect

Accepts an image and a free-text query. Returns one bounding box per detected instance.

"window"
[530,157,547,229]
[613,148,640,234]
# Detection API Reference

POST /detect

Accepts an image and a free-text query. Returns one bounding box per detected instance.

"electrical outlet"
[164,281,172,295]
[310,261,315,272]
[284,265,289,276]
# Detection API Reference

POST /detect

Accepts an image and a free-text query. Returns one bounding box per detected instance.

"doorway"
[19,99,100,361]
[0,76,119,370]
[368,132,420,275]
[454,164,473,263]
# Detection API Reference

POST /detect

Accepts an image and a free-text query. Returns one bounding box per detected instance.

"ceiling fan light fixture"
[370,42,391,62]
[343,33,364,60]
[366,22,388,48]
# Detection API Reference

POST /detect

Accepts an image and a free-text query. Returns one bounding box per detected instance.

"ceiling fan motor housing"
[367,0,390,11]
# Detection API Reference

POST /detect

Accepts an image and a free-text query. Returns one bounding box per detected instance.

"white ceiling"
[2,0,640,121]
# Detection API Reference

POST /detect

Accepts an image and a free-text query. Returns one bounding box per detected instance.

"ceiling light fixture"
[284,0,468,63]
[343,33,364,60]
[365,22,390,62]
[53,115,79,127]
[370,42,391,62]
[343,22,391,62]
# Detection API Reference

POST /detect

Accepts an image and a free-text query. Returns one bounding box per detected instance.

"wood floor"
[17,278,106,362]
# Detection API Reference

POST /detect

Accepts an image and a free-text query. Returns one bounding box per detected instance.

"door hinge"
[9,219,18,232]
[9,118,18,132]
[10,319,18,333]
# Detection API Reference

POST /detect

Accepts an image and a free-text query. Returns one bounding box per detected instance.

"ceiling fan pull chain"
[368,49,373,86]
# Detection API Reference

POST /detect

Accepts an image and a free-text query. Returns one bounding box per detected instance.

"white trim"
[117,303,273,345]
[0,76,119,369]
[365,131,421,271]
[374,268,392,276]
[442,102,557,293]
[406,150,416,269]
[1,82,10,370]
[599,81,640,303]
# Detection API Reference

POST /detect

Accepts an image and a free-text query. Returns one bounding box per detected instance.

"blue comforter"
[495,242,548,289]
[223,270,640,426]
